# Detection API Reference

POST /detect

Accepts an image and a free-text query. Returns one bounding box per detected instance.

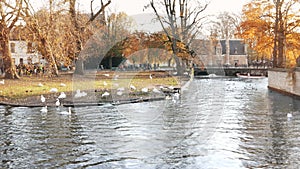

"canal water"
[1,77,300,168]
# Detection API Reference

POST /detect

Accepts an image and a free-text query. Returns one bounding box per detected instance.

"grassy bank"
[0,71,180,104]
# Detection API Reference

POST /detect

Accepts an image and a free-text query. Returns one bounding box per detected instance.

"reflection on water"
[1,78,300,168]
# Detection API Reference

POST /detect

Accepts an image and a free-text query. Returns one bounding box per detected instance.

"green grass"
[0,72,179,100]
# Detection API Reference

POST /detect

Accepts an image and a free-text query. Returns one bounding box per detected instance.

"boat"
[236,73,266,79]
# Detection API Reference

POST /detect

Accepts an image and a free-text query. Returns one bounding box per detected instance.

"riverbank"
[0,71,187,107]
[268,68,300,99]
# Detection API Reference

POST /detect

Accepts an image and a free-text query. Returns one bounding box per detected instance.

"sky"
[107,0,252,16]
[33,0,251,16]
[31,0,252,34]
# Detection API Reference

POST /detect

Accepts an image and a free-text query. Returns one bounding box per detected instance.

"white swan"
[0,79,5,85]
[55,99,60,107]
[38,82,43,87]
[50,88,58,93]
[41,95,46,103]
[58,92,66,99]
[141,88,148,93]
[58,107,72,115]
[287,113,293,118]
[152,88,161,93]
[173,93,180,99]
[130,84,136,90]
[74,89,87,98]
[40,106,48,113]
[102,91,110,97]
[60,83,66,87]
[117,87,125,91]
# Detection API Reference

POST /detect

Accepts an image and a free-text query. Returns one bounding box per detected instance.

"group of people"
[117,63,160,71]
[16,63,46,76]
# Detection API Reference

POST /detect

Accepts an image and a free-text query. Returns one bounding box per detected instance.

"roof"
[220,39,246,55]
[191,39,247,56]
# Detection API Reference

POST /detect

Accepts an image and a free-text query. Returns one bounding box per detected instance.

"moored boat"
[236,73,266,79]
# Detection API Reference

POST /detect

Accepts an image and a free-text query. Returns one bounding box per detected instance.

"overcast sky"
[33,0,251,16]
[107,0,251,16]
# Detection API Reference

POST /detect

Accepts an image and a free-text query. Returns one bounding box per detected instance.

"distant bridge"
[194,67,269,76]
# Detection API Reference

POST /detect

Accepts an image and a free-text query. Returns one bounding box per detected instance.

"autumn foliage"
[238,0,300,68]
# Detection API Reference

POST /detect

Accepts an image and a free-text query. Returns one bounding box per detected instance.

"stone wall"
[268,68,300,97]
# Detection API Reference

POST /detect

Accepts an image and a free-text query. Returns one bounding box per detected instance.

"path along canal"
[1,77,300,168]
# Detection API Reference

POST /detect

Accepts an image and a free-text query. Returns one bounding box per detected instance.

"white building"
[9,40,41,65]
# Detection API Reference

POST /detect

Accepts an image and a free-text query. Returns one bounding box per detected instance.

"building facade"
[192,39,248,67]
[9,40,40,65]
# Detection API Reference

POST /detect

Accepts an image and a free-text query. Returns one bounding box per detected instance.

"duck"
[149,74,153,79]
[103,73,110,77]
[0,79,4,85]
[287,113,293,118]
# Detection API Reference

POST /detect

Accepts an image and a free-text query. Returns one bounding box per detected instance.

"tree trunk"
[277,8,285,68]
[1,32,19,79]
[41,39,59,76]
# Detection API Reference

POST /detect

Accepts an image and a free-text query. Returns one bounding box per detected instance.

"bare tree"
[0,0,28,79]
[69,0,111,74]
[149,0,208,75]
[211,12,241,65]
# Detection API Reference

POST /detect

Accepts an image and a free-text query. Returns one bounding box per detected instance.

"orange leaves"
[106,32,192,62]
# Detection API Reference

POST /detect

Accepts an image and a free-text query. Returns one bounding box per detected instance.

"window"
[27,57,32,64]
[27,42,34,53]
[234,47,238,54]
[20,58,24,65]
[10,43,15,53]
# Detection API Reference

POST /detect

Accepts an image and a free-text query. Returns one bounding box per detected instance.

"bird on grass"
[142,88,148,93]
[74,89,87,98]
[38,83,43,87]
[130,84,136,91]
[50,88,58,93]
[60,83,66,87]
[0,79,4,85]
[102,91,110,97]
[152,88,161,93]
